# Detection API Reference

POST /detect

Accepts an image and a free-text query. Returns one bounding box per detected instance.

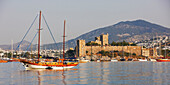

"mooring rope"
[21,32,38,58]
[42,14,58,48]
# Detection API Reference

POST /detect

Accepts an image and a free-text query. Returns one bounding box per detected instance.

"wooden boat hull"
[24,64,76,69]
[21,61,78,70]
[156,59,170,62]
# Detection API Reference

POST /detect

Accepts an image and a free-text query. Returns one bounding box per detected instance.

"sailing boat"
[8,40,19,62]
[120,40,125,61]
[20,11,78,69]
[111,46,118,62]
[156,38,170,62]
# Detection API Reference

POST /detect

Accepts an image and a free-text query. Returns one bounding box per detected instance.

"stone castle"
[76,33,157,58]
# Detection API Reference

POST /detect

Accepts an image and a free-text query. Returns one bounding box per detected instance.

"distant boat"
[120,58,126,61]
[138,58,147,61]
[79,57,90,63]
[156,39,170,62]
[20,11,78,69]
[8,58,20,62]
[111,59,118,62]
[127,58,133,61]
[149,58,156,62]
[97,59,100,62]
[156,59,170,62]
[0,59,8,63]
[79,60,90,63]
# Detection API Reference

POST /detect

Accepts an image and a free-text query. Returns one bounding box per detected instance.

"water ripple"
[0,62,169,85]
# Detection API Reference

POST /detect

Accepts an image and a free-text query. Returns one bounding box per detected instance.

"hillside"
[60,19,170,49]
[0,40,31,50]
[0,19,170,50]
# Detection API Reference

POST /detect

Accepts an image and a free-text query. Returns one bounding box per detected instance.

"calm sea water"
[0,62,169,85]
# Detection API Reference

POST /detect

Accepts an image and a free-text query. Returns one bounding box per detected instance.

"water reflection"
[25,68,79,85]
[0,62,169,85]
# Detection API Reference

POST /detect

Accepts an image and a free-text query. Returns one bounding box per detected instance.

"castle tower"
[100,33,109,46]
[76,40,86,57]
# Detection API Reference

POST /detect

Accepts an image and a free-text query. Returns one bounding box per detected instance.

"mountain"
[42,19,170,50]
[59,19,169,49]
[0,40,31,51]
[0,19,170,50]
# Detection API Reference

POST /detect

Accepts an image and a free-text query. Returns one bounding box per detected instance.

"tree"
[4,52,11,58]
[86,42,91,46]
[125,52,130,57]
[161,49,170,57]
[86,41,100,46]
[111,41,116,46]
[98,50,111,56]
[110,41,133,46]
[131,43,137,46]
[122,40,129,46]
[25,52,30,58]
[21,52,30,58]
[66,49,75,58]
[132,53,136,56]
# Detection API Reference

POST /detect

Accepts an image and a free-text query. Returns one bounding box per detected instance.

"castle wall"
[85,46,142,56]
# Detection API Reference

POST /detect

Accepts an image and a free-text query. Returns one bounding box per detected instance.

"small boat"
[0,59,8,63]
[138,58,147,61]
[156,40,170,62]
[150,58,156,62]
[156,59,170,62]
[97,59,100,62]
[120,58,126,61]
[111,59,118,62]
[79,57,90,63]
[79,59,90,63]
[127,58,133,61]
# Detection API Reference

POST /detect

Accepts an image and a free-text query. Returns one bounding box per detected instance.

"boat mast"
[63,20,66,59]
[11,40,13,59]
[38,11,41,61]
[31,44,33,59]
[165,40,166,58]
[152,36,154,57]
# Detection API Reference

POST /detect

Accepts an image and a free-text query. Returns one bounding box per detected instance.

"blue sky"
[0,0,169,45]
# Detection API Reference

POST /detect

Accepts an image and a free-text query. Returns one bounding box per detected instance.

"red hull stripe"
[27,62,78,67]
[156,59,170,62]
